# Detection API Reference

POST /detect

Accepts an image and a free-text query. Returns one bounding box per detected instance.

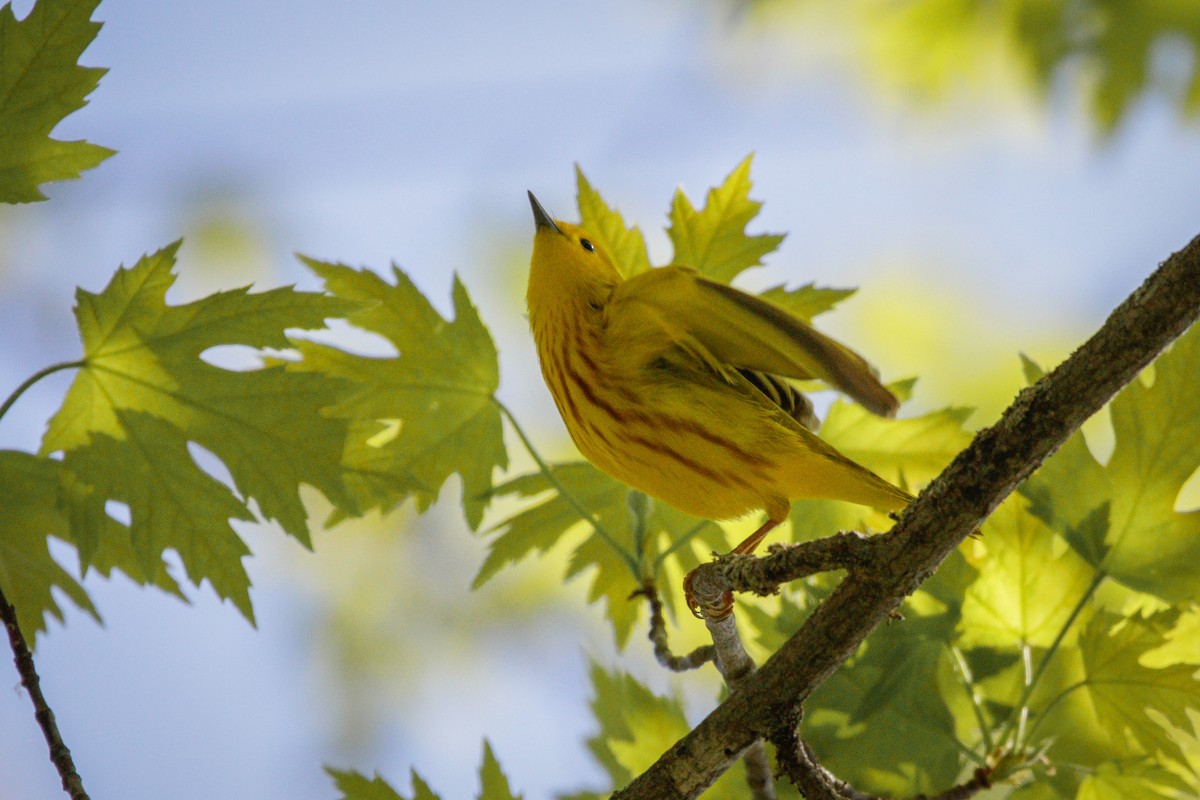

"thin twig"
[0,587,90,800]
[696,590,774,798]
[689,530,879,602]
[635,582,714,671]
[783,736,993,800]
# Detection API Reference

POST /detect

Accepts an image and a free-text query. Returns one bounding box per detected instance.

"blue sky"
[1,1,1198,798]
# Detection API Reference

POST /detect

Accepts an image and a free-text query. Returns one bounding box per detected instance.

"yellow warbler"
[525,192,911,575]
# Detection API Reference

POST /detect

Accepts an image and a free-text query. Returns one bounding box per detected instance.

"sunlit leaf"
[758,282,856,323]
[790,383,972,540]
[294,259,506,529]
[667,154,785,284]
[480,463,724,646]
[804,613,962,796]
[1025,323,1200,602]
[0,0,114,202]
[570,662,750,799]
[37,242,356,619]
[958,496,1096,649]
[1076,760,1191,800]
[1029,613,1200,767]
[575,166,651,277]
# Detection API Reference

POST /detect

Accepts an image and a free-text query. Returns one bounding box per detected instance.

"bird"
[525,191,912,616]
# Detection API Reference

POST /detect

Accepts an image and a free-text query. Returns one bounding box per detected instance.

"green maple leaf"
[957,496,1096,650]
[0,451,96,640]
[0,0,114,202]
[478,741,521,800]
[575,166,651,277]
[478,462,725,645]
[40,241,358,619]
[1030,612,1200,768]
[758,282,857,322]
[667,154,785,284]
[292,259,506,529]
[1024,323,1200,601]
[1076,761,1192,800]
[803,602,964,796]
[63,412,258,616]
[325,742,518,800]
[790,381,973,540]
[0,448,183,643]
[327,767,438,800]
[568,662,751,799]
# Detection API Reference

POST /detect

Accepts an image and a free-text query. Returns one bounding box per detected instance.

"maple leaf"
[575,166,652,277]
[561,662,753,799]
[0,451,96,640]
[957,496,1096,650]
[325,741,519,800]
[40,242,359,619]
[1027,613,1200,769]
[666,154,785,284]
[1023,322,1200,602]
[477,741,522,800]
[0,0,114,202]
[327,767,437,800]
[790,381,973,540]
[292,258,507,530]
[758,282,857,323]
[479,462,725,646]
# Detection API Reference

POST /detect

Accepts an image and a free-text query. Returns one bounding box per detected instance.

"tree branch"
[0,587,90,800]
[612,235,1200,800]
[689,530,878,601]
[637,582,715,671]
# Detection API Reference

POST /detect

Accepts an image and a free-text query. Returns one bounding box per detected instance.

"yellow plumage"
[525,192,911,556]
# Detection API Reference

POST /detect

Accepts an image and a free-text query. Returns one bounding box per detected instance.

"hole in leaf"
[105,500,131,525]
[186,441,237,494]
[199,345,265,372]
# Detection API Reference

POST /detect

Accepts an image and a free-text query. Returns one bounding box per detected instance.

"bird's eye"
[580,239,595,253]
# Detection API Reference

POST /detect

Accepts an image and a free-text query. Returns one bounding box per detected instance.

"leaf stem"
[0,586,90,800]
[949,644,995,755]
[999,568,1106,751]
[0,361,85,425]
[496,400,639,577]
[652,520,712,574]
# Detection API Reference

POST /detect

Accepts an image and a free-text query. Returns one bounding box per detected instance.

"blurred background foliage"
[1,0,1198,799]
[736,0,1200,132]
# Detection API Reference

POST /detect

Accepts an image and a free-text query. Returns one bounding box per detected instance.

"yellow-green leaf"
[0,450,96,642]
[478,740,521,800]
[958,497,1096,649]
[804,610,963,796]
[1076,761,1191,800]
[667,154,785,284]
[790,383,973,540]
[575,166,651,277]
[327,767,438,800]
[40,242,358,617]
[758,282,856,323]
[63,412,257,618]
[1025,323,1200,601]
[1032,613,1200,767]
[0,0,114,202]
[480,462,725,646]
[294,259,506,529]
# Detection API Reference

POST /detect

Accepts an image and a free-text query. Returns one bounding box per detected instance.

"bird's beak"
[528,191,561,235]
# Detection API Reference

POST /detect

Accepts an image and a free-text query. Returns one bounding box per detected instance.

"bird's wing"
[607,266,899,417]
